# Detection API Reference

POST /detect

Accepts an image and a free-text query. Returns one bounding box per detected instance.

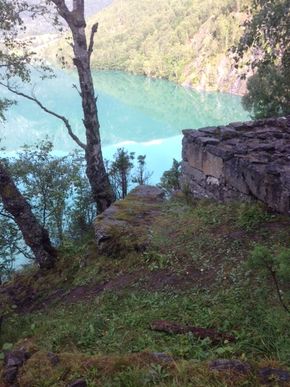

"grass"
[1,195,290,385]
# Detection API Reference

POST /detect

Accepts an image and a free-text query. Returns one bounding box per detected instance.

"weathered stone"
[259,367,290,384]
[4,350,30,368]
[206,145,234,161]
[181,162,206,185]
[198,126,219,134]
[3,366,18,384]
[150,320,235,343]
[206,176,220,186]
[218,126,238,140]
[94,185,164,256]
[182,116,290,214]
[3,349,31,385]
[47,352,60,367]
[202,152,224,179]
[68,379,87,387]
[209,359,251,374]
[196,136,220,146]
[224,158,250,195]
[228,121,245,129]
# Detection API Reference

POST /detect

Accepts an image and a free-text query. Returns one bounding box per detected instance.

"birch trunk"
[52,0,114,213]
[0,161,57,269]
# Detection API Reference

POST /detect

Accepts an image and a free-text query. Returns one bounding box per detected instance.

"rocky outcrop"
[94,185,164,257]
[181,116,290,214]
[3,349,31,385]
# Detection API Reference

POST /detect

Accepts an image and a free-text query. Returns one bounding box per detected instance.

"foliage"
[236,202,271,231]
[234,0,290,118]
[1,198,290,383]
[0,141,95,271]
[249,244,290,313]
[158,159,181,194]
[108,148,152,199]
[0,0,54,118]
[132,155,152,185]
[108,148,135,199]
[51,0,247,92]
[242,63,290,118]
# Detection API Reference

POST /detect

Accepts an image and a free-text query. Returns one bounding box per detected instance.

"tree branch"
[269,268,290,314]
[50,0,71,20]
[0,82,87,150]
[88,22,99,59]
[72,83,82,97]
[0,211,15,221]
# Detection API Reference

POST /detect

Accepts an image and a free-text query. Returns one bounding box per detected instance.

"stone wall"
[181,116,290,215]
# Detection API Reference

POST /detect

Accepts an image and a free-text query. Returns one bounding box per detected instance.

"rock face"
[181,116,290,215]
[94,185,164,257]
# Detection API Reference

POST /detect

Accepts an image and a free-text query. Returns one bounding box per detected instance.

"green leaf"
[2,342,13,351]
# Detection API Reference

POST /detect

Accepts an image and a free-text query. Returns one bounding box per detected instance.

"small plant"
[158,159,181,195]
[108,148,135,199]
[132,155,153,185]
[249,244,290,313]
[143,251,171,271]
[145,363,170,384]
[236,202,271,231]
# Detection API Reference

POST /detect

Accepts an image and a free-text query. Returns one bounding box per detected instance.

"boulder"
[259,367,290,385]
[209,359,251,374]
[94,185,164,257]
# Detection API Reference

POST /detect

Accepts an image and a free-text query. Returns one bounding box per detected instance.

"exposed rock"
[150,320,235,344]
[4,350,30,368]
[68,379,87,387]
[94,185,164,257]
[149,352,174,363]
[47,352,60,367]
[3,366,18,384]
[209,359,251,374]
[3,349,31,385]
[259,367,290,385]
[181,116,290,214]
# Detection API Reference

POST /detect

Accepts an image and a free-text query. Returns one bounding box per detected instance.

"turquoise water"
[1,70,249,182]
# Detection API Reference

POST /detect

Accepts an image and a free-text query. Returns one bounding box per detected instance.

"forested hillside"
[47,0,250,94]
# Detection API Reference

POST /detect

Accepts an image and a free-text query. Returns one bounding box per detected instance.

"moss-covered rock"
[94,185,164,258]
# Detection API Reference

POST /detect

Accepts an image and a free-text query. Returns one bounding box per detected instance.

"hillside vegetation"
[1,192,290,386]
[46,0,250,94]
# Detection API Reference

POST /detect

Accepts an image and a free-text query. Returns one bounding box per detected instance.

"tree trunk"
[0,161,57,269]
[52,0,114,213]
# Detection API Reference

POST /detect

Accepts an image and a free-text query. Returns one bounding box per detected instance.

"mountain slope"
[40,0,251,93]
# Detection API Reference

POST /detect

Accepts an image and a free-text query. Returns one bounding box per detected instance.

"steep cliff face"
[181,116,290,214]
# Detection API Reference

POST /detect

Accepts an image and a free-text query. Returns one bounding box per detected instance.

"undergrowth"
[1,197,290,385]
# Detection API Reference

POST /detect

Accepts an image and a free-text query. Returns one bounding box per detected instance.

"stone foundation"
[181,116,290,215]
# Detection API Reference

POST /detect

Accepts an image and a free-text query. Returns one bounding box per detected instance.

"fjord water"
[1,70,249,181]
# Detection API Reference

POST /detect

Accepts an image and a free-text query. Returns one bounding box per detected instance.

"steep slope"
[43,0,250,94]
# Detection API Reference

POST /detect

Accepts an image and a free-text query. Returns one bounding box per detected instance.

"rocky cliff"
[181,116,290,214]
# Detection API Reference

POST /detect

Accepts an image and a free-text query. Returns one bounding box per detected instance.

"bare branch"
[0,82,87,150]
[88,22,99,59]
[0,211,15,221]
[72,83,82,97]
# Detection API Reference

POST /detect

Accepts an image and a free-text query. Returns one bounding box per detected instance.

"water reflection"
[0,70,249,153]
